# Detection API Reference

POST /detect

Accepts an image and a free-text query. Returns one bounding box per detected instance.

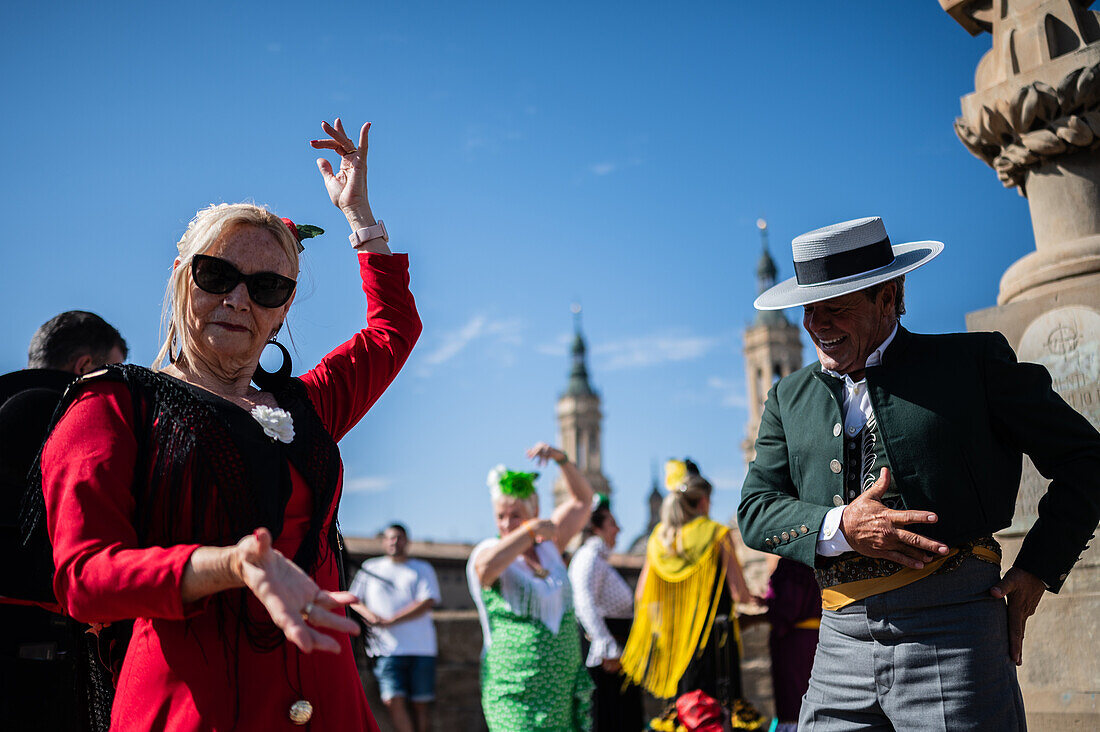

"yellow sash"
[820,545,1001,611]
[621,517,729,699]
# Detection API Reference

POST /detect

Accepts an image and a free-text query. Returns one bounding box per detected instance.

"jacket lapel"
[811,364,846,416]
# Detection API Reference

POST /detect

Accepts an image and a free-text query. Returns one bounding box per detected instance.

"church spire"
[555,303,610,508]
[743,218,803,465]
[755,218,778,294]
[753,219,787,327]
[564,303,596,397]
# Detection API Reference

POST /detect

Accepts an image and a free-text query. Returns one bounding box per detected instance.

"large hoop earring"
[252,337,292,391]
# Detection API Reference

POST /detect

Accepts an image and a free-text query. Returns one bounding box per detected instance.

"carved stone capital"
[955,63,1100,191]
[947,0,1100,194]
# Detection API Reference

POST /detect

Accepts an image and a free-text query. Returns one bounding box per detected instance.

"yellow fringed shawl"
[621,517,730,700]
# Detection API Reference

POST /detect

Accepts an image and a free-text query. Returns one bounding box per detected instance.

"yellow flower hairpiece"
[664,459,688,492]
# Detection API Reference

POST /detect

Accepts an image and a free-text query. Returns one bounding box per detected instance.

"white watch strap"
[349,220,388,248]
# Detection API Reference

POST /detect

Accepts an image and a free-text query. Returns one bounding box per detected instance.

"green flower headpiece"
[487,464,539,500]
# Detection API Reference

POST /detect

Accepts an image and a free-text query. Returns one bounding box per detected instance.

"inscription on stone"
[1010,306,1100,533]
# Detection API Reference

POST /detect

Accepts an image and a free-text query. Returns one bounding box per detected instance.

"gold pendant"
[289,700,314,725]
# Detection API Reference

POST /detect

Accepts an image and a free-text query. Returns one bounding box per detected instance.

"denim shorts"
[373,655,437,702]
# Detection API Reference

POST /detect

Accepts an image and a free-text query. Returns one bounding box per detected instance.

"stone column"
[947,0,1100,303]
[944,2,1100,728]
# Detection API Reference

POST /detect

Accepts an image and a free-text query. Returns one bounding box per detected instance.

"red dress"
[42,252,421,731]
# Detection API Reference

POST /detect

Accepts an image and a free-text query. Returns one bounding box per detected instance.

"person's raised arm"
[312,118,391,254]
[474,520,557,587]
[301,118,422,439]
[528,442,594,553]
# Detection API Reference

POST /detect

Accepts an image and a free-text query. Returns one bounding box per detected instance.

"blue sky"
[0,2,1036,544]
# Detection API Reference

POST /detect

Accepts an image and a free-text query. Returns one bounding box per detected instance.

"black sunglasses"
[190,254,297,308]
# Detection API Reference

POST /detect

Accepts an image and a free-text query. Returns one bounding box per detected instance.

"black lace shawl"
[20,364,347,730]
[23,362,342,618]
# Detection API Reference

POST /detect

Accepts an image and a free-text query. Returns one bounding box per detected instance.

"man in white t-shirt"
[350,523,441,732]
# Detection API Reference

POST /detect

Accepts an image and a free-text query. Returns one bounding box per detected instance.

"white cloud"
[709,466,747,491]
[707,376,748,409]
[594,331,722,370]
[536,333,573,358]
[464,134,489,152]
[423,315,488,366]
[463,125,524,155]
[589,162,616,176]
[344,475,392,493]
[418,315,524,375]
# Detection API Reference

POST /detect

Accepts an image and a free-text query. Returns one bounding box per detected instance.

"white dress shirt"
[816,323,898,557]
[349,556,441,656]
[568,535,635,667]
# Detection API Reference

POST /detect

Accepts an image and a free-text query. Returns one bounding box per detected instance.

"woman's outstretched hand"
[526,442,567,466]
[311,118,374,227]
[235,528,360,654]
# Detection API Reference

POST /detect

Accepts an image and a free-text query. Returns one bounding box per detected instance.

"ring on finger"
[341,147,358,156]
[300,601,315,622]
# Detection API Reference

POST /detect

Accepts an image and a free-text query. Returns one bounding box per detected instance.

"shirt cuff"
[353,241,393,253]
[816,506,853,556]
[585,637,623,667]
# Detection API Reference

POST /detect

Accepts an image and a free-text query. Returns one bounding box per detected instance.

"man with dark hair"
[1,310,127,730]
[738,217,1100,730]
[350,523,441,732]
[26,310,128,374]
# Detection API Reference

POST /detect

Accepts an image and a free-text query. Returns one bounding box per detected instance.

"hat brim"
[754,240,943,310]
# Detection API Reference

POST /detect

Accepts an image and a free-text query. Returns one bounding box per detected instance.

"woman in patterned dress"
[466,443,595,731]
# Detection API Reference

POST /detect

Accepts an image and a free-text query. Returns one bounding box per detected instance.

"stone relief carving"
[1012,306,1100,529]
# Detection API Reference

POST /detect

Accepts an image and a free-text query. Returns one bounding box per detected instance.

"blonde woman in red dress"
[34,118,420,731]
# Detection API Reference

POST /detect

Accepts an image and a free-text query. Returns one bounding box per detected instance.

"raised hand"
[524,518,558,544]
[990,566,1046,666]
[235,528,360,654]
[526,442,567,466]
[311,118,374,227]
[839,468,949,568]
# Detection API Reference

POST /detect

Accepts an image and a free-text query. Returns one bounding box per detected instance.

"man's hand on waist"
[839,468,949,569]
[990,566,1045,666]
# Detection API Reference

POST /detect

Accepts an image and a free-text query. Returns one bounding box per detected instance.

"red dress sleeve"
[300,252,422,441]
[42,382,203,624]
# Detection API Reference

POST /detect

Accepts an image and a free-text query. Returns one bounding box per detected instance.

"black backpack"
[0,369,75,603]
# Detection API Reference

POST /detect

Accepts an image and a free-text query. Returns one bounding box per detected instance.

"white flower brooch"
[250,405,295,444]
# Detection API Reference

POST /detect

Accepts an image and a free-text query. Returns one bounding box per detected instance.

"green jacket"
[737,326,1100,592]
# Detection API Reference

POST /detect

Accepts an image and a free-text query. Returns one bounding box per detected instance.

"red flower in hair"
[280,217,300,242]
[279,218,324,252]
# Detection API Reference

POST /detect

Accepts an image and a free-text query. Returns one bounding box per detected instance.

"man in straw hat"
[737,216,1100,730]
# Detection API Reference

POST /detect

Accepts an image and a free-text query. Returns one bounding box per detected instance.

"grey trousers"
[799,556,1026,731]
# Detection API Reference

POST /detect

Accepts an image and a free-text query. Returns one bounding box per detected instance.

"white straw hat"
[754,216,943,310]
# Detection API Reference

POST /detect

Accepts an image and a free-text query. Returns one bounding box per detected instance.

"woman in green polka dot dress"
[467,442,595,731]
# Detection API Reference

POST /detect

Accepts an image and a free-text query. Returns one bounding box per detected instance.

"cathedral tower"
[742,219,803,465]
[555,306,611,505]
